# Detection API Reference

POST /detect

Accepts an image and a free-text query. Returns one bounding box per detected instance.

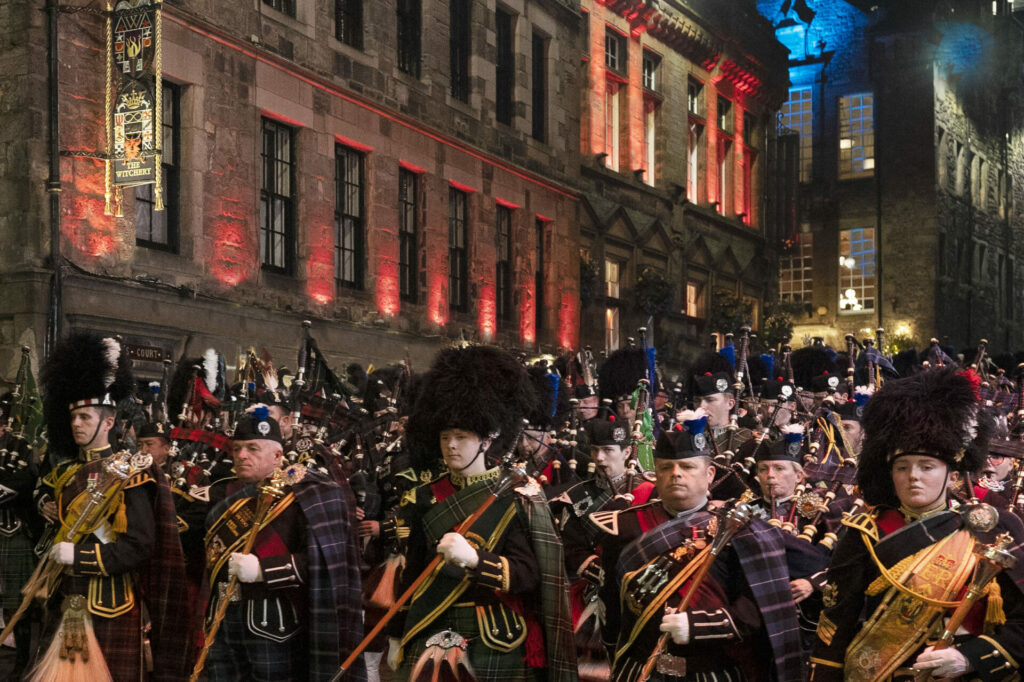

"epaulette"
[124,470,156,489]
[841,509,879,541]
[589,508,622,535]
[395,468,418,483]
[400,479,435,507]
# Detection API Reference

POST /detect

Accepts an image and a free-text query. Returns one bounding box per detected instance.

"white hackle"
[675,407,707,423]
[203,348,219,393]
[100,338,120,389]
[781,423,805,436]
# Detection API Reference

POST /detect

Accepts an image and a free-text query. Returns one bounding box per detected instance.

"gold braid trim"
[860,529,966,609]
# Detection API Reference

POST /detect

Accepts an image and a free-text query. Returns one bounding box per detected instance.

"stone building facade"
[764,0,1024,354]
[0,0,581,383]
[576,0,791,369]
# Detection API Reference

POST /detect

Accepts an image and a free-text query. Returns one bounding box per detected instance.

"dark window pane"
[531,33,546,141]
[397,0,421,77]
[496,204,512,322]
[260,118,295,273]
[399,169,418,302]
[136,81,179,252]
[264,0,295,18]
[450,0,471,101]
[496,9,514,126]
[335,145,364,289]
[449,188,468,312]
[336,0,363,49]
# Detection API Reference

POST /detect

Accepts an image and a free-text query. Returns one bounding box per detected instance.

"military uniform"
[202,410,365,681]
[810,367,1024,680]
[601,424,804,682]
[32,333,189,682]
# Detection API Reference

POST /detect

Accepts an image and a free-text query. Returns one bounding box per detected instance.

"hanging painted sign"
[106,0,163,215]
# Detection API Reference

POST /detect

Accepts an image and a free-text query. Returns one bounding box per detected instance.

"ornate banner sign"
[105,0,163,215]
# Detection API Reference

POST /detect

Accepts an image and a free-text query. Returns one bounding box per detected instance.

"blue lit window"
[781,87,812,183]
[839,227,875,312]
[838,93,874,179]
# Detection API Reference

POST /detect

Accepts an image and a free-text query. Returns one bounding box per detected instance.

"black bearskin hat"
[790,347,838,390]
[598,348,650,402]
[525,365,567,431]
[405,345,538,471]
[41,333,134,457]
[167,350,224,425]
[857,367,991,507]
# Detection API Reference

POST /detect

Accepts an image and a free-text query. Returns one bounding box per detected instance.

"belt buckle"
[656,652,687,677]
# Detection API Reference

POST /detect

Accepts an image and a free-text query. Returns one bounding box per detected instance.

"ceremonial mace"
[636,501,758,682]
[189,470,289,681]
[906,533,1016,682]
[329,422,529,682]
[0,452,147,644]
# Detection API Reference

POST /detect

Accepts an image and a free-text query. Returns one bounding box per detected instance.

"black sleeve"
[74,483,156,576]
[472,508,539,594]
[955,570,1024,681]
[808,526,870,681]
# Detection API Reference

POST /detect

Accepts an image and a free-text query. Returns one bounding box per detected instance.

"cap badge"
[856,406,864,418]
[788,442,801,457]
[257,421,271,436]
[715,378,729,392]
[828,377,839,389]
[781,385,794,398]
[613,427,626,442]
[694,432,707,452]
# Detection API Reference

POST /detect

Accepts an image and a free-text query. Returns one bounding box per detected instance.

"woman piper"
[809,367,1024,680]
[383,345,577,682]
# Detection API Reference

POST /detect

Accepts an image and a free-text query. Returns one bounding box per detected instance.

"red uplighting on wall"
[559,291,579,349]
[306,226,334,304]
[376,256,400,317]
[210,196,254,286]
[428,273,448,326]
[478,282,496,342]
[64,158,119,260]
[520,281,536,346]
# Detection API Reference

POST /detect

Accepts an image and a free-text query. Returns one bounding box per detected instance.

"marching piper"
[386,345,577,681]
[29,333,188,681]
[810,367,1024,680]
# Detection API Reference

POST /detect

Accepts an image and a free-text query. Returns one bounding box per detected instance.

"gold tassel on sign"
[27,595,113,682]
[104,1,113,216]
[153,4,164,212]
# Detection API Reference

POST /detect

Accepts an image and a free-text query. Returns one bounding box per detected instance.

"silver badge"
[694,432,707,452]
[856,406,864,418]
[257,421,271,436]
[828,376,839,389]
[781,385,794,398]
[715,378,729,392]
[613,427,626,442]
[788,442,801,457]
[295,438,313,453]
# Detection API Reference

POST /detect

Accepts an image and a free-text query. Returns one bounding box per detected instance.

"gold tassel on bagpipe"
[985,579,1006,632]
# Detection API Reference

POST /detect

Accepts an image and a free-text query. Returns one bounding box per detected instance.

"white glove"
[659,611,690,645]
[436,532,479,569]
[913,646,971,677]
[228,552,263,583]
[50,542,75,566]
[386,637,401,671]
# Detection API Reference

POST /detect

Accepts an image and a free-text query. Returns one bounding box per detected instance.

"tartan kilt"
[0,531,35,609]
[400,605,538,682]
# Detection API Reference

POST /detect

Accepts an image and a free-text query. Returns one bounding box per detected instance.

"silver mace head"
[709,502,758,557]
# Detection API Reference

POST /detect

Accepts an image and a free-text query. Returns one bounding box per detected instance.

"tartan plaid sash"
[618,511,804,682]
